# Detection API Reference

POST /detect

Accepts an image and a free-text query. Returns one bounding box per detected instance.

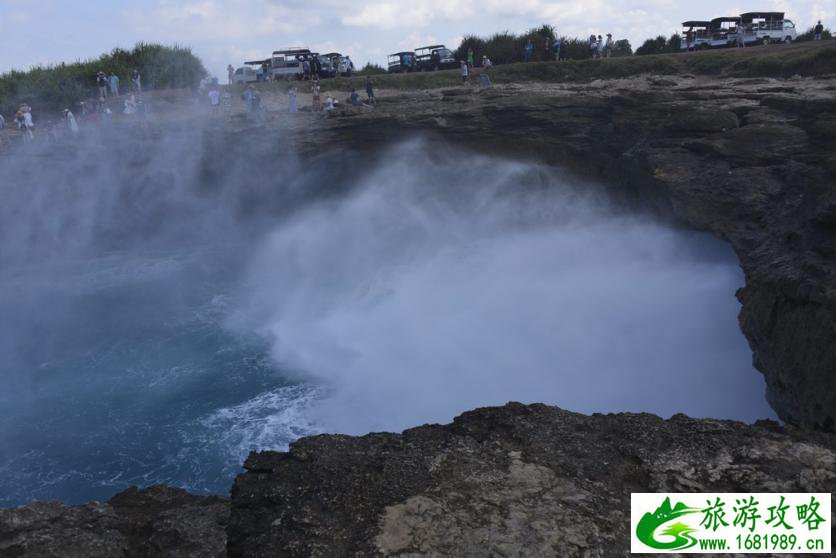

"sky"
[0,0,833,78]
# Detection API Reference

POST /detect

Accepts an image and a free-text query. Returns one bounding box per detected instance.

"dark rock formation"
[296,72,836,432]
[228,403,836,556]
[0,486,227,557]
[3,404,834,556]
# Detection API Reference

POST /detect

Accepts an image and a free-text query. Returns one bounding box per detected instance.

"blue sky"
[1,0,832,78]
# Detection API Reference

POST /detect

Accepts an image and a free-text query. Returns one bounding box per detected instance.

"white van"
[740,12,797,44]
[232,66,260,84]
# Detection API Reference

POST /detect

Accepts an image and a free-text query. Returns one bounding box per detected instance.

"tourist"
[63,109,80,135]
[132,69,142,92]
[109,72,120,96]
[552,35,562,61]
[17,104,34,142]
[365,76,376,105]
[686,27,695,51]
[123,94,138,115]
[349,89,363,106]
[312,79,322,111]
[467,47,475,68]
[737,32,746,48]
[814,21,824,41]
[597,35,604,58]
[460,60,469,83]
[208,87,221,116]
[227,64,235,84]
[242,85,255,112]
[604,33,614,57]
[288,87,298,113]
[345,56,355,76]
[325,96,336,112]
[96,71,108,98]
[589,34,597,57]
[100,104,113,126]
[524,39,534,62]
[482,55,493,69]
[221,91,232,120]
[0,113,5,130]
[302,58,311,80]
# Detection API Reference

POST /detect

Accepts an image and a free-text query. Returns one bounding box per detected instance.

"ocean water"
[0,132,774,506]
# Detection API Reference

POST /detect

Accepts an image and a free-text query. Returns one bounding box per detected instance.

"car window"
[235,68,243,75]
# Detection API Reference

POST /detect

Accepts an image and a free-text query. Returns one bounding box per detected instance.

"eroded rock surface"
[228,403,836,557]
[289,71,836,431]
[0,486,228,557]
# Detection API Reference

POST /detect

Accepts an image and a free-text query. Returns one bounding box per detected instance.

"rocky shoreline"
[2,52,835,555]
[3,404,834,556]
[289,70,836,433]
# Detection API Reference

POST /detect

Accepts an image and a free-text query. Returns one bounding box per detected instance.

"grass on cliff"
[279,40,836,94]
[0,43,207,116]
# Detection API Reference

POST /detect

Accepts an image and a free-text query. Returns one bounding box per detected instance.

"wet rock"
[228,403,836,557]
[0,486,228,557]
[294,73,836,432]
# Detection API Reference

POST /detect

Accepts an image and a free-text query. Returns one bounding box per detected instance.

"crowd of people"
[1,68,150,146]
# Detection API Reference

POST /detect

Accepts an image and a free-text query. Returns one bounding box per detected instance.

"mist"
[0,130,772,505]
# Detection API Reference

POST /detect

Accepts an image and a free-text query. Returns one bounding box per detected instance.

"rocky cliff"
[2,44,835,556]
[290,69,836,433]
[4,404,833,556]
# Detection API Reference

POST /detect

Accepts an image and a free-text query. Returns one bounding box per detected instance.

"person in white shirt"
[63,109,80,135]
[208,88,221,116]
[460,60,469,83]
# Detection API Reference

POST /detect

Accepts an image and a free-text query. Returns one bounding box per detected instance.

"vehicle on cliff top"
[318,53,340,78]
[709,17,742,48]
[232,64,263,84]
[415,45,457,71]
[739,12,797,44]
[680,21,712,49]
[265,48,311,80]
[388,52,417,73]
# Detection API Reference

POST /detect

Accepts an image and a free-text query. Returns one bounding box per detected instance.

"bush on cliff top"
[0,43,207,117]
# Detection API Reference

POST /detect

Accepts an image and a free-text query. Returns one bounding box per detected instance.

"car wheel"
[784,36,792,43]
[762,37,770,46]
[434,64,440,71]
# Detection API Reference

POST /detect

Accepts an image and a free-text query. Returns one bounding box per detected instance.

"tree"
[795,26,833,41]
[610,39,633,57]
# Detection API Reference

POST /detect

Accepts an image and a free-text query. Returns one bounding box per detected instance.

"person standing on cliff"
[312,79,322,111]
[552,35,562,61]
[524,39,534,62]
[109,73,120,96]
[814,21,824,40]
[467,47,475,68]
[227,64,235,84]
[132,69,142,92]
[460,60,469,83]
[365,76,376,105]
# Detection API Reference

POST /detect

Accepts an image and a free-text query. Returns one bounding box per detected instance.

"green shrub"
[795,26,832,41]
[0,43,206,116]
[356,63,387,76]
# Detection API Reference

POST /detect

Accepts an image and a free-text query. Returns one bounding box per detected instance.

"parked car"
[680,21,712,50]
[415,45,457,71]
[265,48,310,80]
[388,52,417,73]
[739,12,797,44]
[336,55,355,77]
[708,17,742,48]
[232,65,262,84]
[317,54,337,78]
